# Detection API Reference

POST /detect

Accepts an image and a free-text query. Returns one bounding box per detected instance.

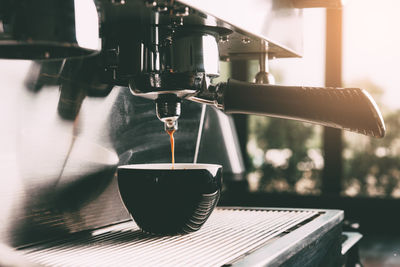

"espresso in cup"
[118,163,222,235]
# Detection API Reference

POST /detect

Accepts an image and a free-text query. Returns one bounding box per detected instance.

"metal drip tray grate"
[19,207,342,267]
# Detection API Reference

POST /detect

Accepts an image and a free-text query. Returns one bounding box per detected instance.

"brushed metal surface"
[197,106,245,175]
[0,0,100,59]
[177,0,303,58]
[0,60,245,247]
[341,232,362,255]
[18,208,343,267]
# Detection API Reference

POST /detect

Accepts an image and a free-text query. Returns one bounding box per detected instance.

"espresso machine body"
[0,63,245,247]
[0,0,381,265]
[0,0,256,246]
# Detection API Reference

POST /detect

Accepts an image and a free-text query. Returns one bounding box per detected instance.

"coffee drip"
[166,129,175,168]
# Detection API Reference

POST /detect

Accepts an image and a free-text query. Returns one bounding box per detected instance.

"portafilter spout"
[156,94,181,132]
[128,27,221,133]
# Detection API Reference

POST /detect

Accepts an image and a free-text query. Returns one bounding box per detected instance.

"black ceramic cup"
[117,163,222,235]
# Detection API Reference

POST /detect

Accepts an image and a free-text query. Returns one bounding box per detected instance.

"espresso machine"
[0,0,383,266]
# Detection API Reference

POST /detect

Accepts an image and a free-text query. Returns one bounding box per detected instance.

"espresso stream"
[166,129,175,169]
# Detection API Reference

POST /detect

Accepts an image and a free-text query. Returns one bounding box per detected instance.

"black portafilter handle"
[219,79,385,138]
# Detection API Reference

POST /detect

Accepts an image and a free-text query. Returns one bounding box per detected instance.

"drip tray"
[19,207,343,267]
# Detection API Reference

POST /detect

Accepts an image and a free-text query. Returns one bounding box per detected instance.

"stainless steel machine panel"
[178,0,303,59]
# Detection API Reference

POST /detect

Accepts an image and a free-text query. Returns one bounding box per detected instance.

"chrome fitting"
[155,94,181,131]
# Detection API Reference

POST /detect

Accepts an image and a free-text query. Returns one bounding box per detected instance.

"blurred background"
[239,0,400,199]
[219,1,400,266]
